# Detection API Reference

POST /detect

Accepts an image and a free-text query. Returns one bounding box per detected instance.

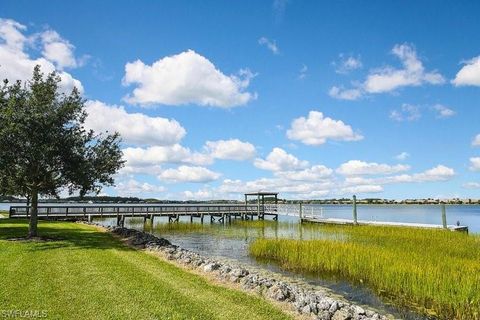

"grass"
[0,210,8,218]
[146,220,287,239]
[152,221,210,233]
[249,224,480,320]
[0,219,292,320]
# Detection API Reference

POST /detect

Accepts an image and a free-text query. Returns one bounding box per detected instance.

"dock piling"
[353,195,358,225]
[441,204,447,229]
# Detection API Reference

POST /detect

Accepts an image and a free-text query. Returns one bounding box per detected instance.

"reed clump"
[153,222,210,233]
[249,225,480,319]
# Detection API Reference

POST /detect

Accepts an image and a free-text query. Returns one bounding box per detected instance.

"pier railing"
[9,204,265,218]
[264,204,326,218]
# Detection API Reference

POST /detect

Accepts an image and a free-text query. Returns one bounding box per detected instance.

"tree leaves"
[0,65,124,199]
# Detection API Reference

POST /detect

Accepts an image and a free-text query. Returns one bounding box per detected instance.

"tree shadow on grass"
[0,219,134,252]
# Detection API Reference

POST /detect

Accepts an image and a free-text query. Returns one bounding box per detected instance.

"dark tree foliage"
[0,66,124,237]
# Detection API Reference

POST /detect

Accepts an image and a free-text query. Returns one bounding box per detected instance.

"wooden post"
[243,194,247,221]
[299,203,303,219]
[353,195,358,224]
[441,204,447,229]
[88,214,93,223]
[261,194,265,219]
[256,194,260,220]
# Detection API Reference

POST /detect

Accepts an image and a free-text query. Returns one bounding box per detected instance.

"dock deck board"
[301,217,468,232]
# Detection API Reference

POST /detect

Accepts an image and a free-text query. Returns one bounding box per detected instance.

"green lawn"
[0,219,292,320]
[250,224,480,320]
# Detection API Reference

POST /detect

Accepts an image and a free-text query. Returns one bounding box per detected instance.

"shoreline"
[85,221,391,320]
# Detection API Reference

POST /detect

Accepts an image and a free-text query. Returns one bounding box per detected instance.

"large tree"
[0,66,124,237]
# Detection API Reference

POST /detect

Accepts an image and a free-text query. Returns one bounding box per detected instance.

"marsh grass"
[249,224,480,319]
[152,221,211,233]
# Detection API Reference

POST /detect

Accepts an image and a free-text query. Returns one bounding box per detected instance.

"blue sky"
[1,0,480,200]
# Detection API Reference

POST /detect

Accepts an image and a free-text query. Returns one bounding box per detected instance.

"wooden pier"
[301,217,469,232]
[7,193,469,232]
[8,203,278,226]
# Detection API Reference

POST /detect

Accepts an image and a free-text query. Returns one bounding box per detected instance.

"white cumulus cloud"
[337,160,410,176]
[452,56,480,87]
[329,44,444,100]
[0,18,83,94]
[123,50,256,108]
[382,165,455,183]
[472,134,480,147]
[254,148,309,172]
[286,111,363,146]
[470,157,480,171]
[204,139,256,161]
[122,145,213,174]
[182,188,217,200]
[275,165,333,181]
[40,30,79,69]
[158,165,220,183]
[115,179,166,196]
[409,165,455,182]
[364,44,445,93]
[85,100,186,146]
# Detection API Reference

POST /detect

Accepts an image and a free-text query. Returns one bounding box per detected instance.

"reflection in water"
[96,215,432,320]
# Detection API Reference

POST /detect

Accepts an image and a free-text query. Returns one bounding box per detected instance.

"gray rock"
[309,302,319,315]
[203,263,220,272]
[317,311,333,320]
[231,268,248,278]
[301,304,311,314]
[332,309,352,320]
[317,298,332,311]
[329,301,339,313]
[268,284,287,301]
[352,305,365,316]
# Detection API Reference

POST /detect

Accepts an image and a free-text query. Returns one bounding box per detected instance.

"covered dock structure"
[244,192,279,220]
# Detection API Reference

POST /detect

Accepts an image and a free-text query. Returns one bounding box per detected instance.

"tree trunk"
[28,190,38,238]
